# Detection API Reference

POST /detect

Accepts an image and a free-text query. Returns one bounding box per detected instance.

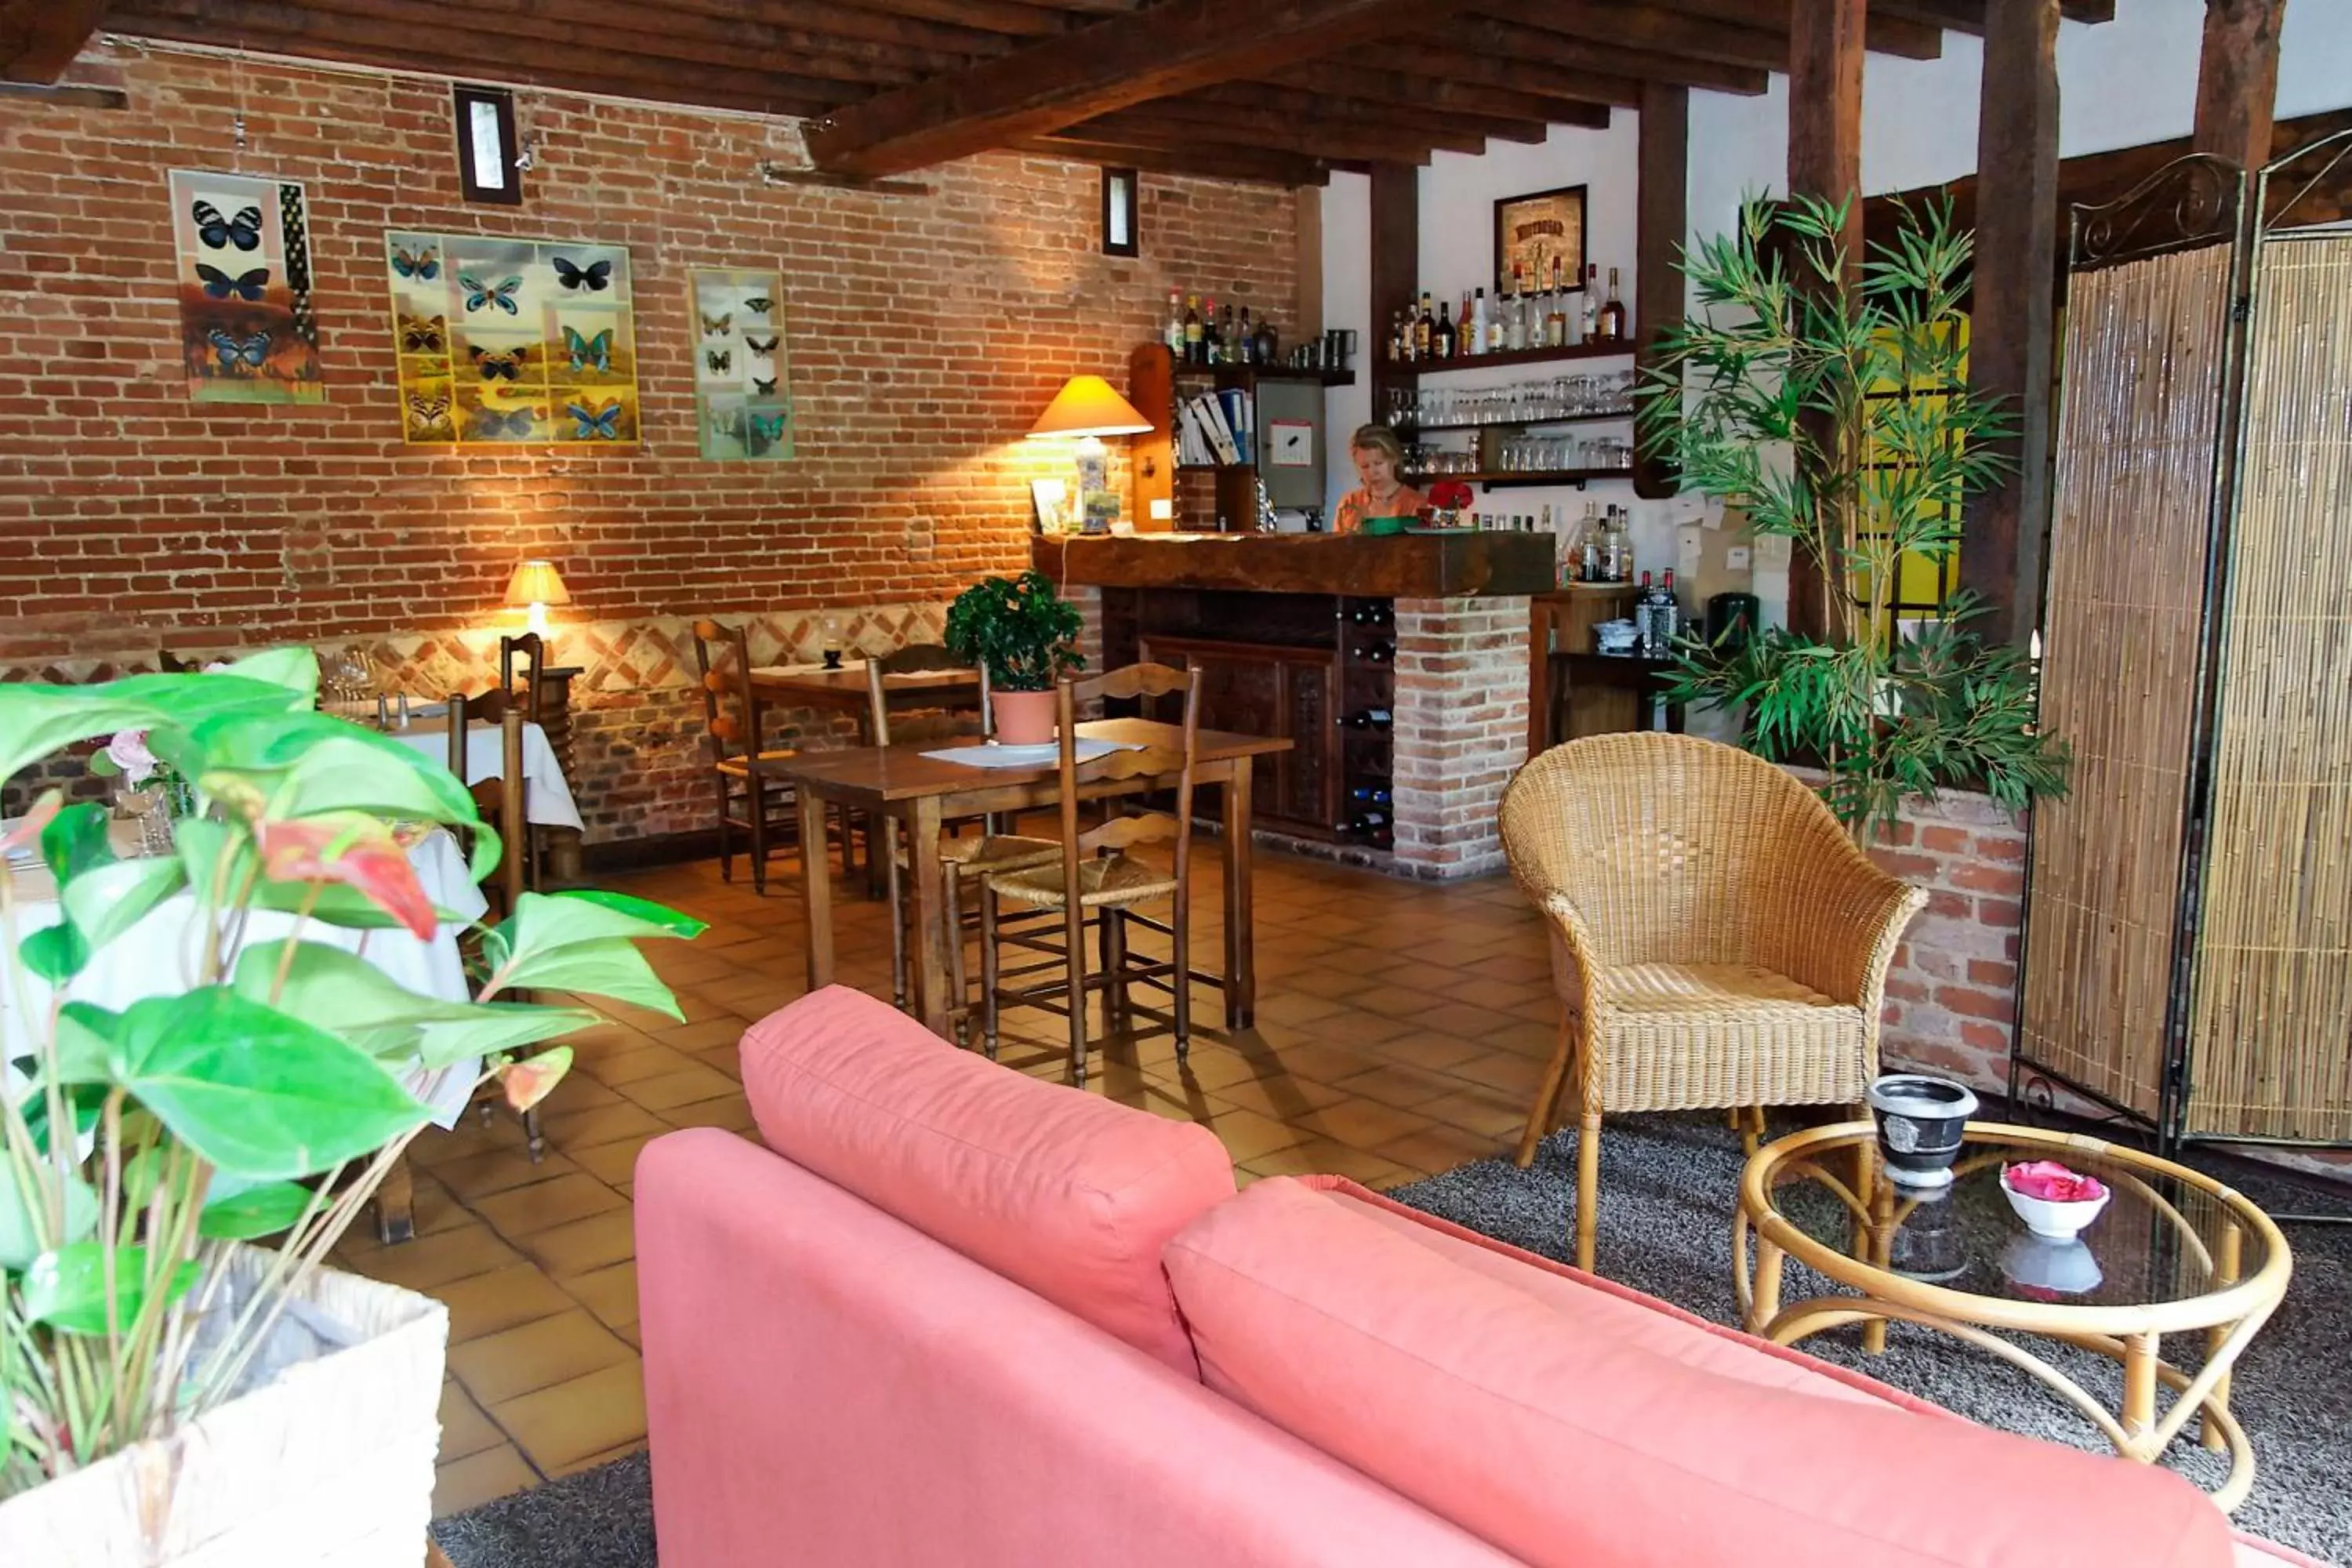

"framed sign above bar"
[1494,183,1585,296]
[1102,167,1138,258]
[453,85,524,206]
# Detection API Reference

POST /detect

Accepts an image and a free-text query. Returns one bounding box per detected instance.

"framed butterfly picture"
[168,170,324,405]
[689,266,793,462]
[384,229,638,445]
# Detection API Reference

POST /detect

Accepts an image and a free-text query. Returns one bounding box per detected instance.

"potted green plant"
[0,650,702,1561]
[1637,194,2071,842]
[943,570,1086,746]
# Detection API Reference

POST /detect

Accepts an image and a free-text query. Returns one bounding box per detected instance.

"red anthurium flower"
[501,1047,572,1114]
[1428,480,1475,511]
[256,813,436,940]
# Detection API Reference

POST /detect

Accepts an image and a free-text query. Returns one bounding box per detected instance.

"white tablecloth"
[2,828,490,1129]
[385,719,584,832]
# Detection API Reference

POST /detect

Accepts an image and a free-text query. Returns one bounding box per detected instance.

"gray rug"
[434,1114,2351,1567]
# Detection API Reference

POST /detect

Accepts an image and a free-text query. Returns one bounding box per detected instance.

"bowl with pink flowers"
[2000,1160,2111,1241]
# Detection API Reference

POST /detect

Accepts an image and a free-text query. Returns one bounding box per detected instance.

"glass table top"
[1762,1127,2269,1312]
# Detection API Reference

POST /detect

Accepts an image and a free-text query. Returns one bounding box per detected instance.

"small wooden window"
[453,85,524,206]
[1102,168,1139,257]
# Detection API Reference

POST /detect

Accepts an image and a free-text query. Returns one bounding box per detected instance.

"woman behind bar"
[1333,424,1426,535]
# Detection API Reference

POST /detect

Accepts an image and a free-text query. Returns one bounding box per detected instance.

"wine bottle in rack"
[1347,810,1391,837]
[1340,708,1395,731]
[1348,785,1394,807]
[1352,640,1396,663]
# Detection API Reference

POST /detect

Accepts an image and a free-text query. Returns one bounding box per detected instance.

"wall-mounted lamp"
[504,558,571,639]
[1027,375,1151,533]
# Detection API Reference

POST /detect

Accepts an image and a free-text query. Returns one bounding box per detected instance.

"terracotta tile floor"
[339,841,1555,1517]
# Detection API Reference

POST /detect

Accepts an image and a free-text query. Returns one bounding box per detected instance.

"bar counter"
[1033,532,1543,879]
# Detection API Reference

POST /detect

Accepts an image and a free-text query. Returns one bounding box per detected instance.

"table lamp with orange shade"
[1026,374,1150,533]
[503,558,570,640]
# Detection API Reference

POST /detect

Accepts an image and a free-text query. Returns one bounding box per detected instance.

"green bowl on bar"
[1360,514,1416,537]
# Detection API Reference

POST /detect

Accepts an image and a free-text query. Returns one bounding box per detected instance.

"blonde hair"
[1349,424,1405,468]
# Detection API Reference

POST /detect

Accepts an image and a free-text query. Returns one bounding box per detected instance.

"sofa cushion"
[740,985,1233,1377]
[1165,1177,2234,1568]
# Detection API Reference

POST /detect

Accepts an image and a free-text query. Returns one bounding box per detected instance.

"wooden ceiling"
[6,0,2117,185]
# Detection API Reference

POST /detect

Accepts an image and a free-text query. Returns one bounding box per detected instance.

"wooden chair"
[1497,732,1926,1272]
[978,663,1200,1085]
[499,633,544,724]
[866,646,1057,1025]
[690,619,804,895]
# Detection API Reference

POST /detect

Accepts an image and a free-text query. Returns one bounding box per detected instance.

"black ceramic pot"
[1864,1073,1979,1189]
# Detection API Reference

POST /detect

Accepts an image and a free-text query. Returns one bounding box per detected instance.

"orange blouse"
[1334,484,1427,535]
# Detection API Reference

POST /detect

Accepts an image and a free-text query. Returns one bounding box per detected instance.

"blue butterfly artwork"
[565,398,623,440]
[473,405,539,439]
[563,325,614,374]
[207,328,270,369]
[459,272,523,314]
[392,245,440,281]
[191,199,263,252]
[551,256,612,292]
[195,263,269,301]
[744,411,788,456]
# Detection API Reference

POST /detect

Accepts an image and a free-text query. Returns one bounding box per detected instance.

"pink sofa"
[637,987,2313,1568]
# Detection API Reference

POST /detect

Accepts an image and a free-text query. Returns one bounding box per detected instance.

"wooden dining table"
[750,662,981,742]
[771,718,1293,1039]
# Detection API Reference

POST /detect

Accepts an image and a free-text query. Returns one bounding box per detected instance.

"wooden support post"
[1784,0,1865,641]
[2192,0,2284,174]
[1960,0,2060,648]
[1367,161,1419,453]
[1634,80,1688,502]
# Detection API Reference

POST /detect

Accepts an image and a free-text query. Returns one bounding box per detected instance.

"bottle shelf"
[1172,363,1356,387]
[1395,407,1635,436]
[1403,466,1635,491]
[1383,342,1635,379]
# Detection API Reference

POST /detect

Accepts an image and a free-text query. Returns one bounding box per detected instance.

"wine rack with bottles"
[1337,596,1396,851]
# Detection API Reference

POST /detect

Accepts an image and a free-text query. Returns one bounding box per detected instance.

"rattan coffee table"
[1733,1120,2290,1512]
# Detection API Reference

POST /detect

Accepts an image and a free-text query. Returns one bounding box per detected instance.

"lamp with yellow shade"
[504,559,571,639]
[1026,374,1150,534]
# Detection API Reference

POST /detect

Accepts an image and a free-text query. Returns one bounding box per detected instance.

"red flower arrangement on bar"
[1423,479,1473,523]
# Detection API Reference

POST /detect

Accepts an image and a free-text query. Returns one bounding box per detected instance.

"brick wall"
[1392,596,1533,878]
[1863,788,2027,1093]
[0,42,1300,840]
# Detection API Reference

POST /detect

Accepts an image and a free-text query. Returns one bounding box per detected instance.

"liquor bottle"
[1348,785,1393,807]
[1347,809,1391,837]
[1648,568,1682,652]
[1165,290,1185,352]
[1581,266,1599,343]
[1253,313,1276,366]
[1352,639,1396,663]
[1505,262,1527,351]
[1220,301,1237,362]
[1458,292,1476,358]
[1600,504,1632,582]
[1237,306,1254,365]
[1412,292,1432,360]
[1632,571,1657,655]
[1183,295,1203,364]
[1434,298,1454,361]
[1470,288,1489,355]
[1340,707,1394,731]
[1546,256,1569,347]
[1575,501,1603,582]
[1600,267,1627,342]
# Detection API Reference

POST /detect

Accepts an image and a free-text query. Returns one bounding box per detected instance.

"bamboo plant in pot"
[0,649,702,1563]
[943,570,1086,746]
[1636,194,2071,844]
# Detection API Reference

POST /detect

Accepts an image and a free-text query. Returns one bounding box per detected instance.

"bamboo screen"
[2020,245,2235,1116]
[2183,234,2352,1142]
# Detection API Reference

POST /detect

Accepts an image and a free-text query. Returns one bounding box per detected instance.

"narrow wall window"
[454,85,524,206]
[1102,168,1138,257]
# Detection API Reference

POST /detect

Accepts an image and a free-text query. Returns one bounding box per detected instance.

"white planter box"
[0,1247,448,1568]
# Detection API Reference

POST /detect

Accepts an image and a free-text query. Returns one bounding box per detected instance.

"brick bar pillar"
[1391,595,1533,879]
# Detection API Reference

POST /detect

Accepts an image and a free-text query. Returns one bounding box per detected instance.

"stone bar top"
[1032,532,1555,600]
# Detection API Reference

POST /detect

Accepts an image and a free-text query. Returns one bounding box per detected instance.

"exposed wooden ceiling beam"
[1192,81,1551,146]
[1343,41,1635,111]
[109,7,845,116]
[607,0,1019,55]
[1871,0,1984,28]
[1517,0,1790,70]
[1128,95,1475,158]
[816,0,1080,38]
[1014,134,1335,186]
[1270,57,1607,129]
[236,0,972,86]
[1076,103,1452,162]
[2,0,106,82]
[805,0,1490,178]
[1652,0,1944,60]
[2059,2,2115,20]
[1439,13,1772,94]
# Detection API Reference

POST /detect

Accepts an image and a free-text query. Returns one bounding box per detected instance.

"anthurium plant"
[943,570,1085,693]
[0,650,703,1497]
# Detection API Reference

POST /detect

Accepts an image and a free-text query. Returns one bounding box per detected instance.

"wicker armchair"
[1499,733,1926,1272]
